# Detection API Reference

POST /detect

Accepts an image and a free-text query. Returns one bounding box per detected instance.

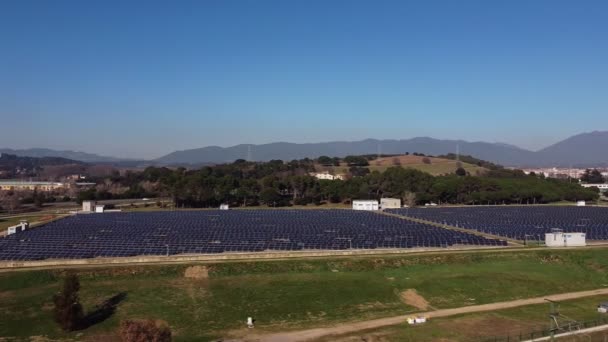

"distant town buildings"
[580,183,608,192]
[520,167,608,180]
[0,180,95,192]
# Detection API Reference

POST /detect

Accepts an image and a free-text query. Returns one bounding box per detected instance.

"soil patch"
[399,289,430,310]
[184,265,209,279]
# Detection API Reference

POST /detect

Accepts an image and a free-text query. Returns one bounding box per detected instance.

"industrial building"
[352,200,379,211]
[380,198,401,209]
[545,229,586,247]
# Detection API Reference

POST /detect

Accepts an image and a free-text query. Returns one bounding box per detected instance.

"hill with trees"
[0,153,85,179]
[77,156,599,207]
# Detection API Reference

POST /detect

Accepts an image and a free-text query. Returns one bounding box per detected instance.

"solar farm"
[0,209,507,261]
[387,206,608,240]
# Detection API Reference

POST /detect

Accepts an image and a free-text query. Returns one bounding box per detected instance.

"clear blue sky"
[1,0,607,159]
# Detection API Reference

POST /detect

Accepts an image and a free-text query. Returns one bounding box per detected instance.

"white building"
[311,172,345,181]
[219,204,230,210]
[95,205,105,213]
[580,183,608,192]
[545,229,586,247]
[380,198,401,209]
[352,200,379,211]
[82,200,96,212]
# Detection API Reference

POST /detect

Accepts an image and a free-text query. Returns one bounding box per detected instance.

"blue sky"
[1,0,607,159]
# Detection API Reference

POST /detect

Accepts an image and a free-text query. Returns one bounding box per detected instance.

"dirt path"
[251,288,608,342]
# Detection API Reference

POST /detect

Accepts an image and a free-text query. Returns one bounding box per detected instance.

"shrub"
[120,319,172,342]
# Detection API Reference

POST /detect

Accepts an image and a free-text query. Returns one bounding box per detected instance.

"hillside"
[0,153,85,179]
[0,148,124,163]
[535,131,608,166]
[317,155,487,176]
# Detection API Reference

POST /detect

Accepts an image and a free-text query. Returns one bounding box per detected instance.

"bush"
[422,157,431,164]
[120,319,172,342]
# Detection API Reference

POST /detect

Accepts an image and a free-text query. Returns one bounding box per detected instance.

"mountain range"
[0,148,123,163]
[2,131,607,167]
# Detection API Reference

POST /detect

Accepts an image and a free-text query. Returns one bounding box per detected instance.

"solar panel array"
[0,210,506,261]
[387,206,608,240]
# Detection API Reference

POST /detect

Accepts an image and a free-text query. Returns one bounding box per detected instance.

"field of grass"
[2,249,608,341]
[0,214,60,231]
[317,155,487,176]
[326,295,608,342]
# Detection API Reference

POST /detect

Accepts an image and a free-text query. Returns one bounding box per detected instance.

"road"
[253,288,608,342]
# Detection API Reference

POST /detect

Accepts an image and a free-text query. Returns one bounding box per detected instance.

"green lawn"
[2,249,608,341]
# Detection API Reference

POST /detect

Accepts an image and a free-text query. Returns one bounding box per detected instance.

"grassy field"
[0,214,60,231]
[2,249,608,341]
[325,295,608,342]
[316,155,487,176]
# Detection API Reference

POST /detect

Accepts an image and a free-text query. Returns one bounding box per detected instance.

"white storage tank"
[352,200,379,211]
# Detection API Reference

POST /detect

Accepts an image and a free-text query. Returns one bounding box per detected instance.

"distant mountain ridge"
[3,131,607,167]
[0,148,125,163]
[154,138,536,166]
[155,132,608,167]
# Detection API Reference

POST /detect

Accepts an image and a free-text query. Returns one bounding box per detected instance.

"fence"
[481,316,608,342]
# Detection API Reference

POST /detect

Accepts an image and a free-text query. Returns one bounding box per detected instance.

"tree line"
[77,158,600,207]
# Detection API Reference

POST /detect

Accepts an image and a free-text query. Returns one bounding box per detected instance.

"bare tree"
[403,192,416,207]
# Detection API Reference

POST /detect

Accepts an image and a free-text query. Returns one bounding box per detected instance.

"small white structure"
[598,302,608,313]
[407,316,428,325]
[82,200,96,212]
[577,200,586,207]
[6,220,28,235]
[219,204,230,210]
[247,317,254,328]
[7,225,24,235]
[352,200,379,211]
[311,172,345,181]
[95,205,105,213]
[424,202,438,207]
[545,229,586,247]
[380,198,401,209]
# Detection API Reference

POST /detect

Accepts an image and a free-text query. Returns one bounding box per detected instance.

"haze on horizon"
[1,0,607,159]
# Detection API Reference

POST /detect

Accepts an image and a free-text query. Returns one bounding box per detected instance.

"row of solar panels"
[0,210,507,261]
[387,206,608,240]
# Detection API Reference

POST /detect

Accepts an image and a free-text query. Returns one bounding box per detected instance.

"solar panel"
[387,206,608,241]
[0,209,507,261]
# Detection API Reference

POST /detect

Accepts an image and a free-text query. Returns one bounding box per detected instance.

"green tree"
[455,167,467,176]
[343,155,369,166]
[317,156,333,166]
[581,169,605,184]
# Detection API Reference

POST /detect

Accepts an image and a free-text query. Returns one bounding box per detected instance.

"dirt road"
[252,288,608,342]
